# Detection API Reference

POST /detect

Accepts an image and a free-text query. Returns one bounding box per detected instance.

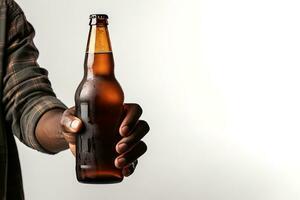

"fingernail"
[121,126,130,135]
[71,119,81,129]
[118,157,126,168]
[118,143,128,153]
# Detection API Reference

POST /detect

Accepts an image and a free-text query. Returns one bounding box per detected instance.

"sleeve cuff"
[21,96,68,154]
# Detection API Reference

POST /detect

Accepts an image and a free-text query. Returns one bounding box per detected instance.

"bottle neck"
[86,24,112,53]
[85,23,114,78]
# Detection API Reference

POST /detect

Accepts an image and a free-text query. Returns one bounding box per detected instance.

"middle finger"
[116,120,149,154]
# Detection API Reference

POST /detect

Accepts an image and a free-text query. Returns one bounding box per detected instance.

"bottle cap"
[89,14,109,19]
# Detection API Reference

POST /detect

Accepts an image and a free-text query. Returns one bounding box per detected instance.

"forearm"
[36,108,69,154]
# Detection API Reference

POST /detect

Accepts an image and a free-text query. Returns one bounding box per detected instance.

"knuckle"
[139,141,147,153]
[70,106,76,111]
[139,120,150,132]
[123,103,130,110]
[135,104,143,115]
[60,109,75,129]
[142,142,148,152]
[67,107,76,115]
[60,116,69,130]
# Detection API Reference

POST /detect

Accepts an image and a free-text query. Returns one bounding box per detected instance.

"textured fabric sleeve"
[3,2,67,153]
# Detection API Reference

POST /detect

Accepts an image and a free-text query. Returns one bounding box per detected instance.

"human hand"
[60,103,149,177]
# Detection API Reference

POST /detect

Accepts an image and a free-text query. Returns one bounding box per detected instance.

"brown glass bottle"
[75,14,124,184]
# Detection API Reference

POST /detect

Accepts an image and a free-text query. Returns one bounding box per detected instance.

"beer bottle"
[75,14,124,184]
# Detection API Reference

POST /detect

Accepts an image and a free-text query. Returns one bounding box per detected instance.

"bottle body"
[75,15,124,184]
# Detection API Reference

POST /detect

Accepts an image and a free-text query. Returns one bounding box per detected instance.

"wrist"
[36,108,69,153]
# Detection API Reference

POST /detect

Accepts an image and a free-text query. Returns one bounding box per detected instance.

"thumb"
[60,108,83,133]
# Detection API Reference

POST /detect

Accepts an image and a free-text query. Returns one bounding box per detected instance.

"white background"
[15,0,300,199]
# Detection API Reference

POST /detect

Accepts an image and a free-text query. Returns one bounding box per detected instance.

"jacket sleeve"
[3,1,67,153]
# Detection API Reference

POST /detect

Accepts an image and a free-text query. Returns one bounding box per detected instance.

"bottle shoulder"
[75,77,124,103]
